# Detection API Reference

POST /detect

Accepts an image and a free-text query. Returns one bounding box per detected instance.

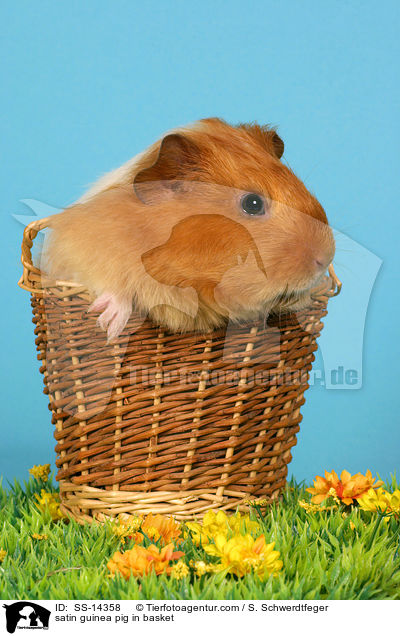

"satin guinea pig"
[42,117,335,340]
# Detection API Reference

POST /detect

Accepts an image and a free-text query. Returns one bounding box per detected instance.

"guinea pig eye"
[240,193,265,216]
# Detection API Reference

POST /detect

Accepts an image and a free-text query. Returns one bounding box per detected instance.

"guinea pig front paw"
[88,293,132,342]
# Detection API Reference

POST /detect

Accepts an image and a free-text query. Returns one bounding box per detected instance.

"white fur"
[77,122,201,204]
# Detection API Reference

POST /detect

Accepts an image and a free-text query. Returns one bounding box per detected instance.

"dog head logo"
[3,602,50,633]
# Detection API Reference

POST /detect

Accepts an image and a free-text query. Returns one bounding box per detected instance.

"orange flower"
[306,470,383,505]
[127,531,145,544]
[107,543,184,579]
[134,513,182,545]
[112,512,182,546]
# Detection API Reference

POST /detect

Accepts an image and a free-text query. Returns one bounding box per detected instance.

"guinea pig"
[41,117,335,341]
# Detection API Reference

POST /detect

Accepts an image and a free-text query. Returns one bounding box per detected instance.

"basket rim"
[58,480,281,523]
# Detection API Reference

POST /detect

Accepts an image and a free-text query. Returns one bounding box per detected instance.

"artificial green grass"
[1,474,399,600]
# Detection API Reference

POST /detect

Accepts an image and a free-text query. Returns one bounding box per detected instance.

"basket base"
[59,480,286,523]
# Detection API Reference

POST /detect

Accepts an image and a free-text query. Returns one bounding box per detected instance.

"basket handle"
[18,216,52,294]
[328,264,342,296]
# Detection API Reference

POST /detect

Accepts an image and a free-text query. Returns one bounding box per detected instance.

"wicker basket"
[19,217,341,522]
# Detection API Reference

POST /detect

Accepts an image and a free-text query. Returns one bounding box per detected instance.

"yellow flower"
[29,464,51,481]
[245,498,271,506]
[358,488,400,517]
[391,490,400,512]
[31,533,48,540]
[184,523,205,545]
[107,543,184,580]
[193,560,207,576]
[298,500,316,514]
[228,512,260,536]
[185,510,228,544]
[111,514,143,542]
[306,470,383,505]
[170,560,189,580]
[350,521,356,531]
[189,560,216,576]
[185,510,260,545]
[34,490,64,521]
[204,533,282,579]
[298,499,337,514]
[327,487,341,505]
[0,549,6,563]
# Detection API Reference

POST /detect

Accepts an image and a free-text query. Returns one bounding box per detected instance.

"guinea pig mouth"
[271,270,329,312]
[271,278,322,311]
[272,286,307,310]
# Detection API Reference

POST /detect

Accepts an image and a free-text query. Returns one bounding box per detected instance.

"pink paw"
[88,293,132,342]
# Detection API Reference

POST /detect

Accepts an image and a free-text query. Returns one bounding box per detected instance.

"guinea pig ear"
[133,133,200,203]
[269,131,285,159]
[238,123,285,159]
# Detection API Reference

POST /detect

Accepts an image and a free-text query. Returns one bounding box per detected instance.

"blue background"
[1,0,399,486]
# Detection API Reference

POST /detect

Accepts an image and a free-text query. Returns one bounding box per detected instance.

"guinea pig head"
[133,118,335,322]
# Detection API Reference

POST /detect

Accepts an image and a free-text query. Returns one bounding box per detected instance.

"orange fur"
[41,118,335,338]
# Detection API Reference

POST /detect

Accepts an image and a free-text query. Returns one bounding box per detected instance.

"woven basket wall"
[19,217,341,522]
